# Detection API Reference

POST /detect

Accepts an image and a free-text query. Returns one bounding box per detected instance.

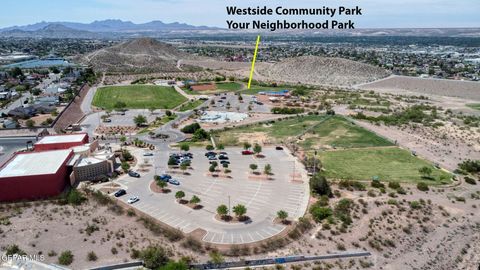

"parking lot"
[115,147,309,245]
[209,93,271,113]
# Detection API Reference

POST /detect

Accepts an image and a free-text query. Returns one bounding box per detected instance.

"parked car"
[103,118,112,123]
[128,171,140,178]
[208,155,217,160]
[242,150,254,155]
[218,155,229,160]
[205,152,216,157]
[127,196,139,204]
[219,152,228,155]
[220,160,230,165]
[159,174,171,181]
[168,179,180,185]
[114,189,126,197]
[275,146,284,150]
[143,152,154,156]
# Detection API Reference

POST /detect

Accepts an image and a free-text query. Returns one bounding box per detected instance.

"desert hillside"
[81,37,188,73]
[258,56,390,86]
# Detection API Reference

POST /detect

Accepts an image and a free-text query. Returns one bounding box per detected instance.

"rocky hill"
[258,56,390,86]
[81,38,188,73]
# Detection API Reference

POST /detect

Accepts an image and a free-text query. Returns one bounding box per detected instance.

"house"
[35,96,60,106]
[30,104,56,114]
[0,91,11,100]
[3,119,18,129]
[8,106,37,119]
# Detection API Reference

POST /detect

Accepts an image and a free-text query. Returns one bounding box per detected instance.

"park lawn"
[319,147,452,185]
[93,85,186,110]
[466,103,480,110]
[177,100,204,112]
[213,115,327,146]
[215,82,243,91]
[299,116,394,150]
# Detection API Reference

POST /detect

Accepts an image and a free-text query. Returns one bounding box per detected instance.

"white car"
[127,196,139,204]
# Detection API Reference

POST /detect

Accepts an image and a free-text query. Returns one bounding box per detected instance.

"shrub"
[371,180,385,189]
[310,174,332,197]
[5,245,26,256]
[465,177,477,185]
[58,251,74,265]
[87,251,97,261]
[417,182,429,191]
[66,189,86,205]
[310,204,333,222]
[388,181,401,190]
[140,245,169,269]
[181,123,201,134]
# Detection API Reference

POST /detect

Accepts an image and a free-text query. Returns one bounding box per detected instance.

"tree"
[9,67,23,78]
[419,166,433,179]
[180,163,188,174]
[206,145,214,151]
[190,195,201,205]
[310,174,332,197]
[134,114,147,127]
[25,119,35,128]
[243,142,252,150]
[114,101,127,111]
[310,205,333,222]
[233,204,247,219]
[175,191,185,201]
[209,165,216,174]
[181,123,200,134]
[156,180,167,192]
[253,143,262,156]
[264,164,272,175]
[139,245,169,270]
[121,162,130,172]
[277,210,288,222]
[192,128,209,141]
[217,204,228,217]
[180,143,190,152]
[160,261,188,270]
[120,136,127,146]
[168,156,178,166]
[249,164,258,173]
[165,110,173,117]
[216,144,225,150]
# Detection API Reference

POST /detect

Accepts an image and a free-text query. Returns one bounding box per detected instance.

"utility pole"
[228,195,231,216]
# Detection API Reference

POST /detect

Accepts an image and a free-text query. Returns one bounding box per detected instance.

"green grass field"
[177,99,204,112]
[215,82,243,91]
[299,116,393,149]
[214,115,393,149]
[93,85,186,110]
[467,103,480,110]
[319,147,452,184]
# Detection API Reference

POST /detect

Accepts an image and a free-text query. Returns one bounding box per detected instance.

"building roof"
[0,149,72,177]
[35,133,87,145]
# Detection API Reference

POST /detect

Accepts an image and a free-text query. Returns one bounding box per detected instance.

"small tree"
[121,162,130,172]
[58,250,74,266]
[264,164,272,175]
[419,166,433,179]
[217,144,225,150]
[310,174,332,197]
[233,204,247,220]
[249,164,258,174]
[277,210,288,223]
[120,136,127,145]
[25,119,35,128]
[217,204,228,218]
[165,110,173,117]
[209,165,216,174]
[180,163,188,174]
[253,143,262,156]
[175,191,185,202]
[156,180,167,192]
[180,143,190,152]
[243,142,252,150]
[190,195,201,205]
[168,156,178,166]
[206,145,214,151]
[134,114,147,127]
[139,245,168,270]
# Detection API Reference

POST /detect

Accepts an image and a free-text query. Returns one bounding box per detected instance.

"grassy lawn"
[467,103,480,110]
[215,82,243,91]
[138,114,177,134]
[214,115,392,149]
[319,147,452,184]
[93,85,186,110]
[299,116,394,149]
[177,100,204,112]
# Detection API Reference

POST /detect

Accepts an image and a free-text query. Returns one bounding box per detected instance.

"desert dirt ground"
[357,75,480,101]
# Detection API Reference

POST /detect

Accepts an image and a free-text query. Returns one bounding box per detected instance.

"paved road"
[0,93,30,115]
[0,136,37,164]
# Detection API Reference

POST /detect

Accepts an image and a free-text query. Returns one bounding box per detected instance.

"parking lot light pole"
[228,195,231,215]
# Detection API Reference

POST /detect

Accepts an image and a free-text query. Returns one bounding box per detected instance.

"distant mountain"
[0,24,100,38]
[0,19,217,33]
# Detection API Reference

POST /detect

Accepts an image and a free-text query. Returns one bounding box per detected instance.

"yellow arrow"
[248,35,261,89]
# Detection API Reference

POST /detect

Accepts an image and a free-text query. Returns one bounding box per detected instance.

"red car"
[242,150,254,155]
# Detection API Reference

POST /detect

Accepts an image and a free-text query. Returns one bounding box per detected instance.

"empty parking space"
[117,147,309,244]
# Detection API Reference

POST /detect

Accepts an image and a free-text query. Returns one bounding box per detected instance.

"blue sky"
[0,0,479,28]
